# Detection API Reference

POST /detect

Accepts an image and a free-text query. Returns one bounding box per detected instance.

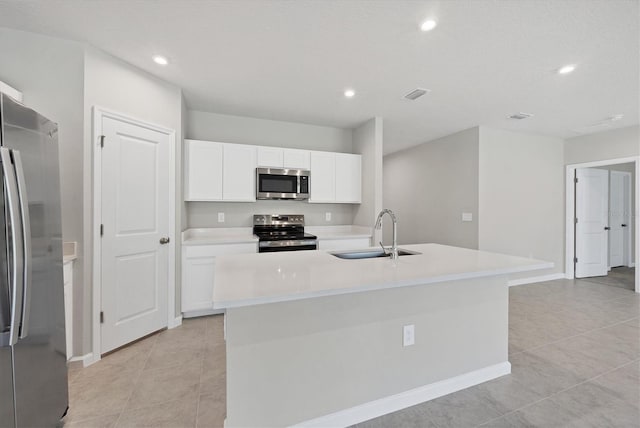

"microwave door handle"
[1,148,24,346]
[13,151,31,339]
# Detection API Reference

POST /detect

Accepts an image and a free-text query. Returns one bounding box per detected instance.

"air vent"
[508,112,533,120]
[404,88,430,100]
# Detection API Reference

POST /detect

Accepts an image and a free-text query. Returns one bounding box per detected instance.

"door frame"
[91,106,177,365]
[565,156,639,293]
[609,170,633,268]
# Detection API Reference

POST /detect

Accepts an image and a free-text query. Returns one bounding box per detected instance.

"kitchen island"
[213,244,552,427]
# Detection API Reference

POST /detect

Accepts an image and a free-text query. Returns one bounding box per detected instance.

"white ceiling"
[0,0,637,154]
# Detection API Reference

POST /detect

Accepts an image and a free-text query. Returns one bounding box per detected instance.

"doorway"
[565,157,639,293]
[91,108,176,363]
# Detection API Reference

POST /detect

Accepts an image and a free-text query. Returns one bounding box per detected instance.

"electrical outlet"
[462,212,473,222]
[403,324,415,347]
[218,212,225,223]
[325,212,332,222]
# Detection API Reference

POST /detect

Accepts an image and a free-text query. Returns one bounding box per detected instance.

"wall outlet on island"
[218,212,225,223]
[403,324,415,347]
[325,212,332,222]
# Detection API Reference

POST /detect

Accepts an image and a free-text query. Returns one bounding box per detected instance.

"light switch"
[218,212,225,223]
[403,325,415,347]
[325,212,332,222]
[462,213,473,222]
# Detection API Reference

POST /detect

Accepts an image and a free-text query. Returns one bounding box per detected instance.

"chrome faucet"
[375,209,398,260]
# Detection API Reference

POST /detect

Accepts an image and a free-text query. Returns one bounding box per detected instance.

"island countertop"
[213,243,552,309]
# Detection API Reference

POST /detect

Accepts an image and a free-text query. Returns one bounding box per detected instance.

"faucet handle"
[379,241,389,255]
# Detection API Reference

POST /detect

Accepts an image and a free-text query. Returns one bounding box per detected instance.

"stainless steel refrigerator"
[0,93,68,427]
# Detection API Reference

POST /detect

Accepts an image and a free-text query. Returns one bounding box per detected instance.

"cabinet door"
[309,151,335,203]
[223,144,257,201]
[283,149,311,170]
[182,254,216,312]
[335,153,361,203]
[185,140,223,200]
[257,147,284,168]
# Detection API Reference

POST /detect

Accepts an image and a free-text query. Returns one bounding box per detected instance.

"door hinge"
[100,311,104,324]
[574,177,578,184]
[574,257,578,264]
[574,218,578,224]
[100,224,104,237]
[99,135,105,148]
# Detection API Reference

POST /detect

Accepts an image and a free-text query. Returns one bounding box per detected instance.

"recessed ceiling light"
[607,114,624,122]
[420,19,438,32]
[557,64,576,75]
[153,55,169,66]
[344,89,355,98]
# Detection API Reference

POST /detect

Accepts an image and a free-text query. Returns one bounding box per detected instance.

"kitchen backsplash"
[186,201,356,228]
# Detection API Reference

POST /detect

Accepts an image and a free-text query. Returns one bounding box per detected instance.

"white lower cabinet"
[182,242,257,316]
[318,237,372,251]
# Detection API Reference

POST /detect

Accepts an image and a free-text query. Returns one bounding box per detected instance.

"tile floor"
[64,316,226,427]
[64,275,639,428]
[581,267,636,291]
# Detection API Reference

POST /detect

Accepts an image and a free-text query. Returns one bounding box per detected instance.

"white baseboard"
[508,273,565,287]
[168,315,183,329]
[291,362,511,428]
[69,352,99,368]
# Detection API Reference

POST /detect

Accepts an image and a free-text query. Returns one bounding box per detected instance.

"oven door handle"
[259,240,318,248]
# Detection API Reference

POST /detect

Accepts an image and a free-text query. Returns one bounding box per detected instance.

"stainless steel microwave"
[256,168,310,200]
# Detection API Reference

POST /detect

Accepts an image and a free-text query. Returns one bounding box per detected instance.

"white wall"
[478,127,565,278]
[383,127,480,248]
[187,110,353,152]
[565,125,639,165]
[0,28,86,354]
[353,117,383,239]
[83,46,183,354]
[185,110,356,228]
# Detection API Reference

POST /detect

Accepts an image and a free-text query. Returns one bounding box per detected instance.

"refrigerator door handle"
[13,151,31,339]
[0,148,24,346]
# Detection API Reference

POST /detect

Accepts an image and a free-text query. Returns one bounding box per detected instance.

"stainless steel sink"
[330,248,421,260]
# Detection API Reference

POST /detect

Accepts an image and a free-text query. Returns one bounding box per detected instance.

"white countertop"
[213,243,553,309]
[182,228,258,245]
[305,225,372,240]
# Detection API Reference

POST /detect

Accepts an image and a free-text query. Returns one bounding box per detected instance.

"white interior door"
[609,171,626,268]
[101,116,170,354]
[575,168,609,278]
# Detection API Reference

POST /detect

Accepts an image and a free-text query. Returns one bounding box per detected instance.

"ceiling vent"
[404,88,430,100]
[508,112,533,120]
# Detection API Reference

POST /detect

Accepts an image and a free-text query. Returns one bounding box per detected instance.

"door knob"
[159,237,170,244]
[621,224,628,227]
[604,226,611,231]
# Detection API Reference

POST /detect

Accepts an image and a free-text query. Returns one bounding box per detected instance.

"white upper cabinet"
[309,151,336,203]
[185,140,360,204]
[184,140,256,202]
[257,147,284,168]
[283,149,311,170]
[185,139,223,201]
[223,143,256,201]
[335,153,361,203]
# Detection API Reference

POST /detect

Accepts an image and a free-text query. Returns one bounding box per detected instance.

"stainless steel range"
[253,214,318,253]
